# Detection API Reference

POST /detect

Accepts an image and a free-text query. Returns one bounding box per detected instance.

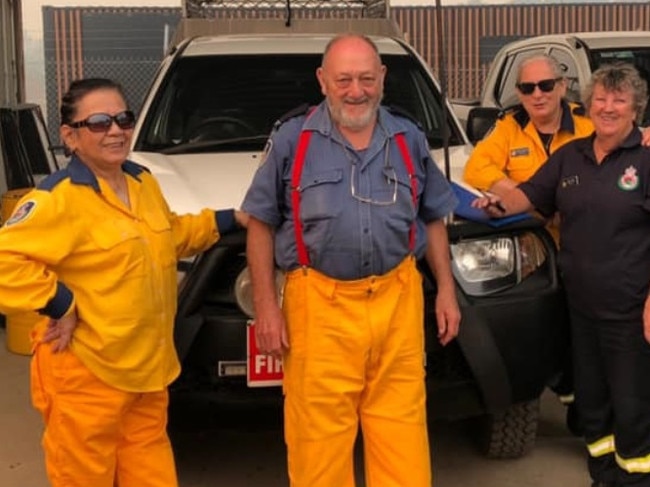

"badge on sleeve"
[5,200,37,226]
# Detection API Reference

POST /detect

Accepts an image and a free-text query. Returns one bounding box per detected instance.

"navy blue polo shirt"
[519,128,650,320]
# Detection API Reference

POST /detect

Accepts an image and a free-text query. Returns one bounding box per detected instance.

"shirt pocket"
[507,149,540,182]
[90,218,142,250]
[384,166,417,231]
[299,168,344,222]
[141,208,176,268]
[88,219,147,279]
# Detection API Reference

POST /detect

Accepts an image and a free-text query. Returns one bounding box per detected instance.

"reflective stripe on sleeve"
[587,435,615,457]
[616,452,650,473]
[558,393,575,405]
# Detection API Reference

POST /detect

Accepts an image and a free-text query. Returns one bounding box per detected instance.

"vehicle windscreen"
[590,48,650,124]
[133,53,463,153]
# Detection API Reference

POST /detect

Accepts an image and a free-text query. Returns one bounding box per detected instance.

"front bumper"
[174,220,569,421]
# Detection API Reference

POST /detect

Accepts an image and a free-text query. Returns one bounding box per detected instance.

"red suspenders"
[394,134,418,253]
[290,130,418,267]
[290,130,313,267]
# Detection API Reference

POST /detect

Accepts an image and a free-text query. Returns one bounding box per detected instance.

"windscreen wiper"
[159,135,269,155]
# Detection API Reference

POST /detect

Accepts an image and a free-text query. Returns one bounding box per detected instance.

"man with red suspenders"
[242,34,461,487]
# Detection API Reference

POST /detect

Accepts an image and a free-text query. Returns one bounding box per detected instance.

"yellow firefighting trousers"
[30,343,178,487]
[282,256,431,487]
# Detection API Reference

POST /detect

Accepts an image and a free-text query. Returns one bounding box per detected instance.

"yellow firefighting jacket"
[463,100,594,190]
[0,157,229,392]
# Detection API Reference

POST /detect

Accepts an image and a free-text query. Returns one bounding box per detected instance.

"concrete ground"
[0,326,591,487]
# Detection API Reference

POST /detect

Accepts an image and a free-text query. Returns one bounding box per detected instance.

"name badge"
[561,175,580,188]
[510,147,530,157]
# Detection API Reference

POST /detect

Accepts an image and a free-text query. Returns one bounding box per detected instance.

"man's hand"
[435,287,461,346]
[643,294,650,344]
[43,309,78,353]
[471,193,507,217]
[254,305,288,360]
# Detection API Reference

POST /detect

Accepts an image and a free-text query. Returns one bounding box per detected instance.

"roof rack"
[184,0,390,19]
[171,0,401,46]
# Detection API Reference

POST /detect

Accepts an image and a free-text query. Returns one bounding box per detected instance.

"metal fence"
[43,7,181,144]
[392,3,650,101]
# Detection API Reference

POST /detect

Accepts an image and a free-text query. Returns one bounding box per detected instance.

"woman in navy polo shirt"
[474,63,650,487]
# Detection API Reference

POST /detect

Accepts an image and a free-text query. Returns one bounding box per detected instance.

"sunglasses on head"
[68,110,136,133]
[516,78,562,95]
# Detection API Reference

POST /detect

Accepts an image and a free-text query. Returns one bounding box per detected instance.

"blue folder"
[451,182,531,228]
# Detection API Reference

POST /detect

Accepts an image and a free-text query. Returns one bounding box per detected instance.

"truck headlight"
[450,233,547,296]
[234,267,285,318]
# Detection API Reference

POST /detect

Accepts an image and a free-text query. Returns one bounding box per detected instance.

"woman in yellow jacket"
[0,78,245,487]
[464,54,594,438]
[464,55,595,195]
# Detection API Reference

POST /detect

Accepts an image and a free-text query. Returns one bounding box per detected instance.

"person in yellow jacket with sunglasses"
[0,78,246,487]
[464,54,595,196]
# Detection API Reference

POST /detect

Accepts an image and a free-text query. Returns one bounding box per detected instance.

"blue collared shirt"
[242,103,457,280]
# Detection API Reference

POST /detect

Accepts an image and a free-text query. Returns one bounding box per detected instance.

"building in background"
[1,0,24,106]
[42,6,180,143]
[42,3,650,143]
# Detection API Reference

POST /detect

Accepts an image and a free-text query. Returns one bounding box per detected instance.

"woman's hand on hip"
[43,308,78,353]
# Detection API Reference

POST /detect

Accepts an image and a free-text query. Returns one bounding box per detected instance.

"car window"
[548,47,581,103]
[495,47,546,109]
[134,53,463,153]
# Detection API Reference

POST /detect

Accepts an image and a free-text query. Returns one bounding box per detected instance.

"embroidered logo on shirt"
[618,165,639,191]
[5,200,36,226]
[259,138,273,166]
[510,147,530,157]
[561,175,580,188]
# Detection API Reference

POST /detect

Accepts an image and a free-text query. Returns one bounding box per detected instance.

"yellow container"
[5,311,44,355]
[1,188,32,225]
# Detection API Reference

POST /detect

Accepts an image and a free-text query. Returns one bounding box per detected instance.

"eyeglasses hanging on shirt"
[346,140,398,206]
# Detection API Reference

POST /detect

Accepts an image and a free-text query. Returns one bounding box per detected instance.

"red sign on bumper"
[247,323,283,387]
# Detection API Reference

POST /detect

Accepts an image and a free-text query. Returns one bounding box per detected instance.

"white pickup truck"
[452,31,650,142]
[130,0,571,459]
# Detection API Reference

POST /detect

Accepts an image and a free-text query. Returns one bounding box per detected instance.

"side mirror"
[466,107,501,145]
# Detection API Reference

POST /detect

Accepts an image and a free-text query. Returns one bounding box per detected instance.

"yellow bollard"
[1,188,33,225]
[5,311,47,355]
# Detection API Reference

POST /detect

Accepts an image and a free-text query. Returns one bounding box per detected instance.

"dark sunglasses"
[68,110,136,133]
[516,78,562,95]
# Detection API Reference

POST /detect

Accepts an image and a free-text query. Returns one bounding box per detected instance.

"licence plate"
[247,322,283,387]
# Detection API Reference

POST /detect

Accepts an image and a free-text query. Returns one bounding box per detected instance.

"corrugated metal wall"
[43,3,650,135]
[393,3,650,100]
[43,7,181,143]
[0,0,24,106]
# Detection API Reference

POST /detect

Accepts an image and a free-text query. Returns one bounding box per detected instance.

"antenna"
[434,0,451,183]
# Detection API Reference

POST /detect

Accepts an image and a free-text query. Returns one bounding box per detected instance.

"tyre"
[480,398,540,459]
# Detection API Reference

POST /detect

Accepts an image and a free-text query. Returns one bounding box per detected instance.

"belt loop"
[397,255,414,284]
